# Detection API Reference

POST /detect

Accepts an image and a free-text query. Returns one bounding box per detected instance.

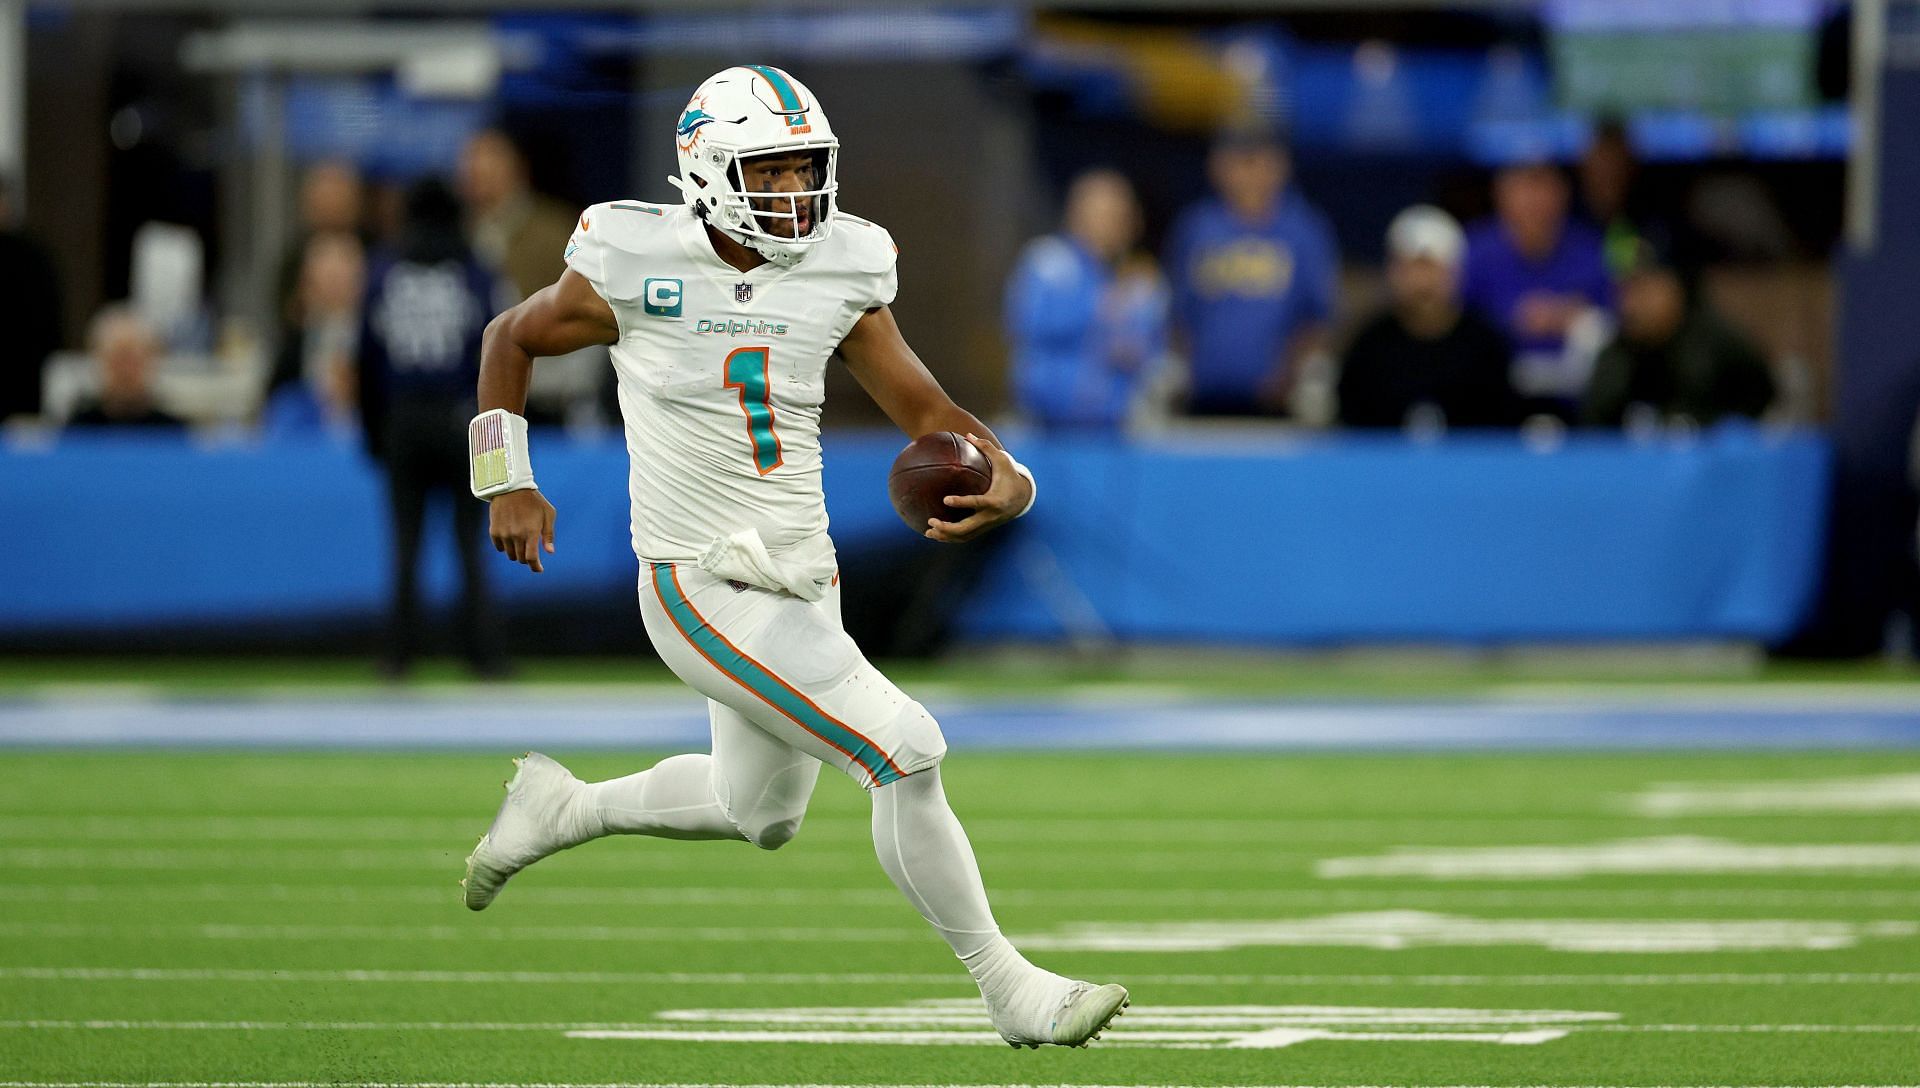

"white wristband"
[1008,457,1037,518]
[469,409,537,501]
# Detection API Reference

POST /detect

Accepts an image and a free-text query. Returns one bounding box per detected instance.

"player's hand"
[925,434,1032,544]
[489,489,556,572]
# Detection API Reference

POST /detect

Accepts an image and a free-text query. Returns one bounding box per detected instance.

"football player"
[460,65,1128,1049]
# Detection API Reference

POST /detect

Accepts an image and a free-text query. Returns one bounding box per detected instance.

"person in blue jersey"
[358,179,512,679]
[1164,126,1339,418]
[1005,169,1168,432]
[1461,161,1615,416]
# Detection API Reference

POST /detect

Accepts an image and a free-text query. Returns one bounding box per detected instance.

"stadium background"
[5,2,1920,1086]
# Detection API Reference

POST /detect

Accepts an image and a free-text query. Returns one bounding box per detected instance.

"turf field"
[4,722,1920,1086]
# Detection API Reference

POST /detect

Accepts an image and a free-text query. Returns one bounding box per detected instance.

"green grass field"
[4,748,1920,1085]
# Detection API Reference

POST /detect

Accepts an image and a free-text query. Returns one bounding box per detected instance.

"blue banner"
[4,428,1828,644]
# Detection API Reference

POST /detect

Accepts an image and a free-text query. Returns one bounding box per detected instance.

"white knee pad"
[721,759,819,850]
[871,699,947,787]
[742,812,803,851]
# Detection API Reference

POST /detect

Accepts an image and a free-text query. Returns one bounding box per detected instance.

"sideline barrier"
[3,428,1828,643]
[962,429,1829,644]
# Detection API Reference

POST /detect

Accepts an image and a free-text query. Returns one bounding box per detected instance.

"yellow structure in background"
[1034,16,1257,134]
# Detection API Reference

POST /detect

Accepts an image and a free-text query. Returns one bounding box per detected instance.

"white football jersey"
[563,201,897,566]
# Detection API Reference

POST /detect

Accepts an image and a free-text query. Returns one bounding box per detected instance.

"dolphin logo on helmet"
[676,105,717,144]
[667,65,839,268]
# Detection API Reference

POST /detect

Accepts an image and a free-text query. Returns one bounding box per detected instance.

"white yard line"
[0,817,478,841]
[1590,1024,1920,1033]
[0,884,907,907]
[557,1027,1581,1048]
[7,1082,1917,1088]
[0,1082,1402,1087]
[5,1020,1919,1035]
[0,815,1702,844]
[9,913,1920,950]
[0,849,515,873]
[0,967,966,986]
[1318,837,1920,879]
[0,847,1305,873]
[0,1021,672,1031]
[1019,913,1919,953]
[8,883,1920,910]
[0,922,927,943]
[1629,774,1920,816]
[4,967,1919,987]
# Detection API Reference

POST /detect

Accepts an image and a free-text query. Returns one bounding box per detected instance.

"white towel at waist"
[696,528,837,602]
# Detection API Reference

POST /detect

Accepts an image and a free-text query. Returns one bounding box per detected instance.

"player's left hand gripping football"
[926,434,1032,544]
[490,489,557,572]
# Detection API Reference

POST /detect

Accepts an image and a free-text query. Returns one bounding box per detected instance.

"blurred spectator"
[365,178,410,253]
[1165,126,1338,418]
[69,306,183,429]
[1462,161,1614,414]
[1578,119,1663,279]
[262,231,365,438]
[358,180,507,679]
[1582,241,1775,429]
[301,160,366,235]
[1006,169,1169,431]
[458,128,574,302]
[0,174,62,422]
[276,161,367,337]
[1686,174,1796,263]
[1337,206,1522,431]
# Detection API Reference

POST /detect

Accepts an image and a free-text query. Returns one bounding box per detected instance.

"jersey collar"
[675,207,799,293]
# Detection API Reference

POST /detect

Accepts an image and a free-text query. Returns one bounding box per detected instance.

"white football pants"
[577,563,1015,965]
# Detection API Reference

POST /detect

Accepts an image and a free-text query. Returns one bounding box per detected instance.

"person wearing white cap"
[1335,205,1523,430]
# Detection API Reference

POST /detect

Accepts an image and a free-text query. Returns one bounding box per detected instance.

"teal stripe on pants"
[651,564,900,785]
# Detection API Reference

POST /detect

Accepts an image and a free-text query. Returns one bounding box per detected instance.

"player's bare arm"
[838,305,1035,544]
[474,268,618,572]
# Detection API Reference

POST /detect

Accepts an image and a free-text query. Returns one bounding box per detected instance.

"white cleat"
[461,752,589,911]
[996,980,1130,1049]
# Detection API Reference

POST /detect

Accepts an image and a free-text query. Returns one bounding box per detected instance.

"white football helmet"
[669,65,839,267]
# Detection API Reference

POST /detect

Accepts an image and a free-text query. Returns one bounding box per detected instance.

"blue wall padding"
[5,427,1827,644]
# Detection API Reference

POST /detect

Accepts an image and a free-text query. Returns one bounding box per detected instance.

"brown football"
[888,432,993,533]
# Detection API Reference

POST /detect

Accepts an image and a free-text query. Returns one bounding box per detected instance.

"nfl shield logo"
[734,281,753,304]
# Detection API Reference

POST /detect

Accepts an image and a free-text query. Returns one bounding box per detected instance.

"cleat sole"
[1002,986,1129,1050]
[1056,984,1129,1048]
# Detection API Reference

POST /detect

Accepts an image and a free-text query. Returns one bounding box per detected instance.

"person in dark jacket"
[359,179,509,678]
[1338,206,1523,430]
[0,174,62,422]
[262,230,364,438]
[1582,242,1775,429]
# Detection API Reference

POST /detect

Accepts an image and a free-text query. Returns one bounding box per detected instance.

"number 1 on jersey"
[723,346,784,475]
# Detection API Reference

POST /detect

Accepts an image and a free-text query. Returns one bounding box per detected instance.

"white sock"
[577,754,745,842]
[870,768,1069,1034]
